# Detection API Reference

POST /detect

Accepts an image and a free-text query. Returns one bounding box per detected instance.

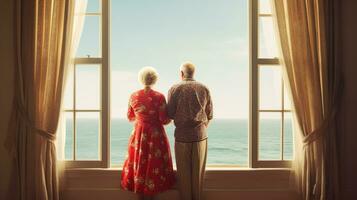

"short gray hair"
[138,66,158,86]
[180,62,195,78]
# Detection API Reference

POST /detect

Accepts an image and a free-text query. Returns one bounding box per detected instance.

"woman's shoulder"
[130,89,143,98]
[151,89,165,98]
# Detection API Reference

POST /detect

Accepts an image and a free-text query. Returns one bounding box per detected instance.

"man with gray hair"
[167,62,213,200]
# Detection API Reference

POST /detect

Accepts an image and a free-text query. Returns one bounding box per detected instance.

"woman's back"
[128,89,170,125]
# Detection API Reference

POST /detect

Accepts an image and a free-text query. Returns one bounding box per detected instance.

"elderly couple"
[120,62,213,200]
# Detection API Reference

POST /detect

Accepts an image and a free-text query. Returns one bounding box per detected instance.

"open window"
[62,0,110,168]
[62,0,293,169]
[109,0,250,168]
[250,0,293,168]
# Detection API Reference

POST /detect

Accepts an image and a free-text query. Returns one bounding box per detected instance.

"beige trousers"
[175,139,207,200]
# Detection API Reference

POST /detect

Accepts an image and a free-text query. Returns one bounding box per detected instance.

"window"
[62,0,293,168]
[250,0,293,167]
[109,0,249,167]
[63,0,110,168]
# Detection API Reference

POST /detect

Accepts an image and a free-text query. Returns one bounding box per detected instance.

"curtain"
[57,0,88,161]
[4,0,77,199]
[56,0,87,195]
[272,0,341,199]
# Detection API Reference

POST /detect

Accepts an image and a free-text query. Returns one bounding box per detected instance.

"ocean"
[65,119,293,166]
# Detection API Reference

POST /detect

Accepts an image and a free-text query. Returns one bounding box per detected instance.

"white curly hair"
[138,66,158,86]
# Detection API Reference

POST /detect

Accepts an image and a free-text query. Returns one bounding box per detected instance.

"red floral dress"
[121,89,175,195]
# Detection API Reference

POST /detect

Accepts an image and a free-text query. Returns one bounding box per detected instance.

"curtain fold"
[56,1,87,196]
[5,0,76,199]
[272,0,341,199]
[56,0,88,161]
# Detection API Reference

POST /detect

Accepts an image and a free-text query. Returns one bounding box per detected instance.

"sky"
[66,0,282,119]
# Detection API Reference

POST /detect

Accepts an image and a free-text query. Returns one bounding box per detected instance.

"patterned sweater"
[167,78,213,142]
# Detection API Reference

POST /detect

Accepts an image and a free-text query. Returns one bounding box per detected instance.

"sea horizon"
[64,118,293,166]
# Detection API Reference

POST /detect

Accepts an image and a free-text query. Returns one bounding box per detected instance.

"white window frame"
[64,0,292,169]
[249,0,292,168]
[64,0,110,168]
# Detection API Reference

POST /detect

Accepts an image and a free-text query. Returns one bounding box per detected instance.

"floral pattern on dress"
[121,89,175,195]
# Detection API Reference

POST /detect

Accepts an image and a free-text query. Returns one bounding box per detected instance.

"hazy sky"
[69,0,281,119]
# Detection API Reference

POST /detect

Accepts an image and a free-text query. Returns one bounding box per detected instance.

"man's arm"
[167,87,177,119]
[205,89,213,121]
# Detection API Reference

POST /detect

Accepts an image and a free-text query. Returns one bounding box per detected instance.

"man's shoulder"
[188,80,210,93]
[177,80,209,89]
[169,82,184,92]
[169,80,210,93]
[194,80,209,88]
[170,82,182,88]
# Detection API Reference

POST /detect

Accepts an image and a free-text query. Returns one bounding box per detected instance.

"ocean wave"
[208,146,246,152]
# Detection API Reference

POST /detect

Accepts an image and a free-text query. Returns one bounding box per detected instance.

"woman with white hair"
[121,67,175,199]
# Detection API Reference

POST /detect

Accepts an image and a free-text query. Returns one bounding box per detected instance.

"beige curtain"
[272,0,341,199]
[57,0,88,161]
[5,0,76,199]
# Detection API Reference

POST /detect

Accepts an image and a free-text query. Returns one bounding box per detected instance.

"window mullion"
[74,58,102,64]
[101,0,110,168]
[64,0,107,168]
[259,109,285,112]
[249,0,259,168]
[281,78,285,160]
[257,58,279,65]
[85,13,101,16]
[73,64,77,161]
[258,13,272,17]
[65,109,101,112]
[253,0,292,167]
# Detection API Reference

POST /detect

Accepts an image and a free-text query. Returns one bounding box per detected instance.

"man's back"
[167,78,213,142]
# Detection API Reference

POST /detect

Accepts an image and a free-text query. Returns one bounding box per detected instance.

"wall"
[339,0,357,199]
[0,0,15,199]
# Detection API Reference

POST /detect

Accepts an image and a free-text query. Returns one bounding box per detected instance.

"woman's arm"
[159,95,171,125]
[127,96,135,122]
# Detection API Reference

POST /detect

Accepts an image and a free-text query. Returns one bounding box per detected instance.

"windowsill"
[107,162,292,170]
[64,167,292,192]
[64,167,293,180]
[65,167,291,172]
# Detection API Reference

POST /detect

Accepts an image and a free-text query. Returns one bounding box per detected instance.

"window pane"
[76,16,101,57]
[259,16,278,58]
[65,112,74,160]
[284,84,292,110]
[110,119,133,166]
[85,0,100,13]
[207,120,248,165]
[259,65,282,110]
[76,112,100,160]
[75,65,100,109]
[63,69,74,110]
[259,0,272,15]
[283,112,293,160]
[259,112,281,160]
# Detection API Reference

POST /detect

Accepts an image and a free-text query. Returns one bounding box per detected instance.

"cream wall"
[0,0,357,199]
[0,0,15,199]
